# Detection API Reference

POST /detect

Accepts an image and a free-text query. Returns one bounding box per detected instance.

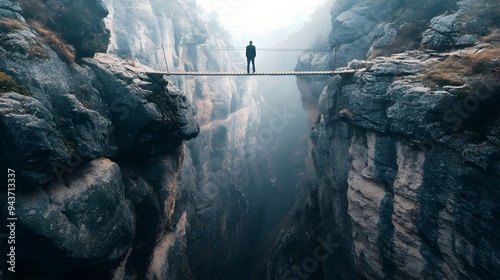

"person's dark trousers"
[247,57,255,73]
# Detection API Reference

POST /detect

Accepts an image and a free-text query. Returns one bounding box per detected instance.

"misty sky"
[197,0,327,42]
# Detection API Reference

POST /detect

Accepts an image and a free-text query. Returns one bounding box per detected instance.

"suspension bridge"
[141,45,363,77]
[144,68,361,77]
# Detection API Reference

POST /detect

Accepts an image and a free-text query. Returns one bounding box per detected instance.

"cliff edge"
[264,0,500,279]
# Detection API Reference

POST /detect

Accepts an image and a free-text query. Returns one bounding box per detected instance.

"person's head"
[249,40,253,45]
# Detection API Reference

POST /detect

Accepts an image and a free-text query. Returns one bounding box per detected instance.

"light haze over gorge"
[0,0,499,279]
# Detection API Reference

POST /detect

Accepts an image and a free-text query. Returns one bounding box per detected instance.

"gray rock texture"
[421,0,497,50]
[0,30,198,185]
[0,0,22,19]
[83,54,199,157]
[103,1,271,278]
[15,158,135,274]
[2,0,498,279]
[309,0,498,70]
[17,0,110,57]
[2,0,268,278]
[0,92,68,187]
[0,1,200,277]
[268,52,500,280]
[266,0,500,279]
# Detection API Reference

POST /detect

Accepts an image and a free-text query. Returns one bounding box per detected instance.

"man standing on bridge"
[246,40,256,73]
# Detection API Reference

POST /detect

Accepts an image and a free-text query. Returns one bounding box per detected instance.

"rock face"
[16,158,135,274]
[0,92,69,187]
[421,0,498,50]
[321,0,498,66]
[83,54,199,156]
[2,0,498,279]
[103,1,273,279]
[18,0,110,57]
[2,0,271,278]
[265,0,500,279]
[0,1,200,278]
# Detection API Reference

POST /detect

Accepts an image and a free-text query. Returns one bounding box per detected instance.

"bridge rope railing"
[126,44,362,77]
[118,43,335,72]
[144,69,364,77]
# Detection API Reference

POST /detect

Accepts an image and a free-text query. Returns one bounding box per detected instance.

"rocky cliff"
[1,0,274,279]
[0,0,203,278]
[104,0,276,279]
[2,0,498,279]
[265,0,500,279]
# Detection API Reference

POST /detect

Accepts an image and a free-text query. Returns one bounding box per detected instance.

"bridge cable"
[161,44,170,72]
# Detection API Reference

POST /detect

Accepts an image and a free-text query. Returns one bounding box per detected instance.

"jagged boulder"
[422,0,498,50]
[83,54,199,157]
[0,0,23,19]
[276,17,500,276]
[319,53,458,140]
[14,158,135,275]
[323,0,459,67]
[0,92,68,187]
[18,0,110,58]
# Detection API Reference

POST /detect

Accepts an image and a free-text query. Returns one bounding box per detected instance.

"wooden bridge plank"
[144,68,363,76]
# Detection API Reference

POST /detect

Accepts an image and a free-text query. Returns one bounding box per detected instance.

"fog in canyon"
[0,0,499,280]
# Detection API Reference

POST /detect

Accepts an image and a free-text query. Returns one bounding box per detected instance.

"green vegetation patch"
[0,72,32,97]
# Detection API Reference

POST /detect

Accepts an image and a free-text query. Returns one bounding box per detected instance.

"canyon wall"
[1,0,273,278]
[264,0,500,279]
[0,1,204,278]
[104,0,276,278]
[2,0,498,279]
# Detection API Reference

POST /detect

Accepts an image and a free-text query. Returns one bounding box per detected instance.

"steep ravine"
[0,1,204,277]
[0,0,293,279]
[103,0,285,278]
[264,0,500,279]
[1,0,499,279]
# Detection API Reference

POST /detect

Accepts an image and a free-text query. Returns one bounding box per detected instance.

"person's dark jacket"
[246,44,256,58]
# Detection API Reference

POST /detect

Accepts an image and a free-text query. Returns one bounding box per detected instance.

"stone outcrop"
[0,0,199,278]
[268,53,500,280]
[18,0,110,57]
[265,0,500,279]
[316,0,498,68]
[0,0,23,19]
[316,52,499,280]
[103,1,273,278]
[0,92,69,187]
[16,158,135,274]
[422,0,498,50]
[2,0,498,279]
[83,54,199,157]
[1,0,270,278]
